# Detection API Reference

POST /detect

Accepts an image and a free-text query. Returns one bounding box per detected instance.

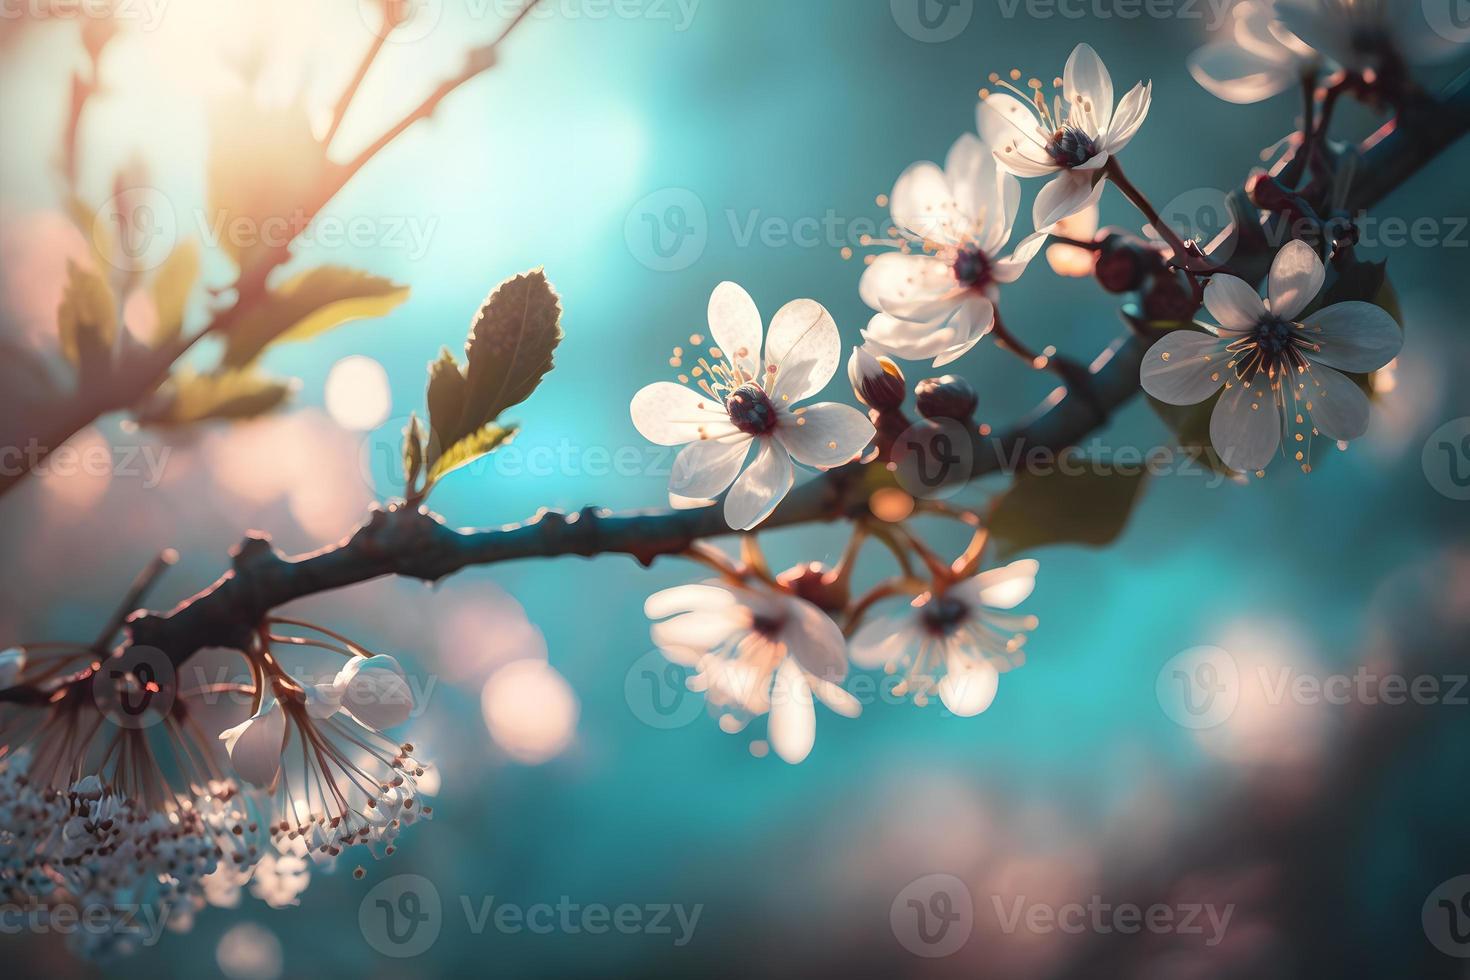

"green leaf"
[150,240,201,345]
[425,348,467,467]
[57,260,117,378]
[458,269,562,436]
[134,369,294,428]
[426,423,518,485]
[989,457,1150,560]
[222,265,410,367]
[403,413,426,495]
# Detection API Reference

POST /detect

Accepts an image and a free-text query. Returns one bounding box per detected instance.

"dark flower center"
[919,595,970,636]
[726,383,778,436]
[1047,126,1099,168]
[952,245,993,289]
[751,612,786,638]
[1230,315,1311,383]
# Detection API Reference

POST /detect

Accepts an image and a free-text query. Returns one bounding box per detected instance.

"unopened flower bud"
[1245,170,1296,214]
[1094,233,1149,293]
[914,375,977,421]
[848,345,906,410]
[1141,269,1200,323]
[776,562,849,613]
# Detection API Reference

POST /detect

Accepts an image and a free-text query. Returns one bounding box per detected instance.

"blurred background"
[2,1,1468,977]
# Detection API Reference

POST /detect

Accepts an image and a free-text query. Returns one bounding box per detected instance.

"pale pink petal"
[1102,81,1152,153]
[992,230,1051,283]
[219,704,285,788]
[849,615,913,669]
[1033,171,1097,230]
[968,558,1039,610]
[891,160,957,240]
[858,252,952,315]
[645,583,738,620]
[337,654,413,730]
[784,594,850,682]
[1188,41,1296,103]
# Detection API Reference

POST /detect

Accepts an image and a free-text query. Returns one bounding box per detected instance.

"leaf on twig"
[458,269,562,436]
[408,270,561,497]
[988,457,1150,560]
[222,265,410,367]
[134,368,294,428]
[403,413,426,494]
[425,423,518,485]
[150,240,201,345]
[57,260,117,378]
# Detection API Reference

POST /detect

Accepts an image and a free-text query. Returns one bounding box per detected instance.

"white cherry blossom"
[860,133,1048,366]
[1140,239,1402,473]
[630,282,874,530]
[850,560,1039,716]
[978,43,1152,229]
[645,580,860,764]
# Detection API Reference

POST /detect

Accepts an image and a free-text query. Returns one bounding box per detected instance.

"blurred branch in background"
[0,0,543,499]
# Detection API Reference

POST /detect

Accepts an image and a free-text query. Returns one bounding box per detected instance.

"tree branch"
[4,62,1468,699]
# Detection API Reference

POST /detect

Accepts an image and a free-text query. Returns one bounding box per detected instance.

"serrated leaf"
[57,260,117,377]
[150,240,201,345]
[458,270,562,435]
[989,458,1149,560]
[426,423,517,484]
[134,369,293,428]
[404,413,426,493]
[223,265,409,366]
[425,348,467,467]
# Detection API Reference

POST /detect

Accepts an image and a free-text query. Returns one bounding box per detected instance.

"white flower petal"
[849,616,913,669]
[1303,301,1403,373]
[306,682,342,719]
[708,281,763,379]
[651,610,740,666]
[784,595,850,682]
[859,252,952,314]
[1303,363,1371,441]
[1033,171,1097,230]
[768,659,816,764]
[337,654,414,730]
[1140,329,1229,405]
[938,652,999,717]
[978,96,1058,177]
[722,437,794,530]
[765,298,841,403]
[1101,81,1151,154]
[1188,41,1297,104]
[630,382,732,446]
[775,402,874,469]
[219,703,285,788]
[1210,380,1281,471]
[1203,273,1267,331]
[966,558,1039,610]
[993,229,1052,283]
[810,674,862,718]
[669,437,750,498]
[891,160,956,239]
[645,583,737,619]
[1064,43,1115,136]
[1267,239,1324,320]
